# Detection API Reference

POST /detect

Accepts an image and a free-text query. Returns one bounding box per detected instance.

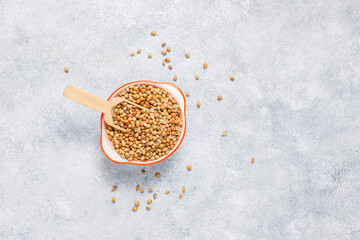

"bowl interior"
[100,81,186,165]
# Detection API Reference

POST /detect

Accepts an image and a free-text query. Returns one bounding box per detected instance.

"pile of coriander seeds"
[106,83,183,162]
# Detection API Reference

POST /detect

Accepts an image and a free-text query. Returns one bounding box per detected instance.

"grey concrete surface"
[1,0,360,239]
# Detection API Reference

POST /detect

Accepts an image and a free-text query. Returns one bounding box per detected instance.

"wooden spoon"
[63,85,149,132]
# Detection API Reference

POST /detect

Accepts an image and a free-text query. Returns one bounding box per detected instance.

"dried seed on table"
[140,189,144,193]
[168,65,172,70]
[112,185,118,191]
[185,53,190,58]
[130,52,135,56]
[195,75,199,80]
[187,164,192,171]
[136,185,140,191]
[179,194,183,198]
[182,186,186,193]
[132,206,138,211]
[112,197,116,203]
[222,131,228,136]
[162,51,167,55]
[218,96,222,100]
[155,173,161,178]
[134,201,140,207]
[148,54,152,58]
[148,188,153,193]
[230,75,235,81]
[203,62,208,69]
[147,199,152,204]
[251,157,255,163]
[186,92,190,97]
[137,49,141,54]
[151,31,157,36]
[162,60,166,66]
[146,206,151,211]
[141,169,146,174]
[173,75,177,81]
[64,67,69,73]
[197,101,200,108]
[166,47,171,52]
[153,193,157,199]
[165,190,170,194]
[162,42,166,47]
[165,58,170,62]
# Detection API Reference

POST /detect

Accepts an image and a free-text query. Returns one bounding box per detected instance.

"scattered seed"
[112,197,116,203]
[187,164,192,171]
[203,62,208,69]
[140,189,144,193]
[146,206,151,211]
[141,170,146,174]
[173,75,177,81]
[112,185,118,191]
[162,42,166,47]
[148,188,153,193]
[179,194,183,198]
[230,75,235,81]
[218,96,223,100]
[151,31,157,36]
[64,67,69,73]
[251,157,255,163]
[132,206,138,211]
[153,193,157,199]
[162,51,167,55]
[137,49,141,54]
[136,185,140,191]
[186,92,190,97]
[148,54,152,58]
[165,190,170,194]
[185,53,190,58]
[182,186,186,193]
[135,201,140,207]
[166,47,171,52]
[130,52,135,56]
[147,199,152,204]
[168,65,172,70]
[162,60,166,66]
[222,131,228,136]
[165,58,170,62]
[195,75,199,80]
[197,101,200,108]
[155,173,161,178]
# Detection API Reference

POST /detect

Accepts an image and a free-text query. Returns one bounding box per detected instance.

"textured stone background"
[1,0,360,239]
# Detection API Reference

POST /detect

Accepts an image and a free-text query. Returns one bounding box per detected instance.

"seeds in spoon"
[137,49,141,54]
[166,47,171,52]
[112,197,116,203]
[230,75,235,81]
[185,53,190,58]
[64,67,69,73]
[112,185,118,191]
[187,164,191,171]
[197,101,200,108]
[162,42,166,47]
[151,31,157,36]
[218,96,222,100]
[173,75,177,81]
[147,199,152,204]
[148,54,152,58]
[203,62,208,69]
[130,52,135,56]
[182,186,186,193]
[222,131,228,136]
[195,75,199,80]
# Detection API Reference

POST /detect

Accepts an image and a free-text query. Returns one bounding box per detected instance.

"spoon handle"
[63,85,110,113]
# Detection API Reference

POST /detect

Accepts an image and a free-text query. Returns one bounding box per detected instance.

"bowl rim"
[100,80,187,165]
